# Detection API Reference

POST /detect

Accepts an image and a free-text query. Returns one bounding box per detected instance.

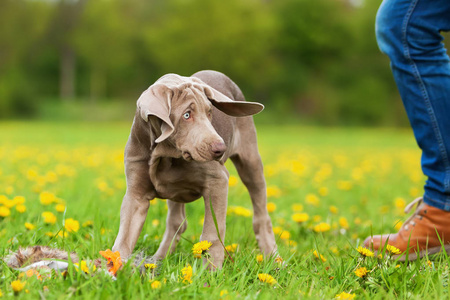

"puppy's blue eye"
[183,112,190,119]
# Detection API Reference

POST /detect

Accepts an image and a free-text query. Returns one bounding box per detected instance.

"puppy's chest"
[150,158,207,202]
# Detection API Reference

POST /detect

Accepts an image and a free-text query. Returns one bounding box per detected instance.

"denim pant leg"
[376,0,450,210]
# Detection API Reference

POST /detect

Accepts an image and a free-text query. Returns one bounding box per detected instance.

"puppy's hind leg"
[152,200,187,260]
[231,151,277,257]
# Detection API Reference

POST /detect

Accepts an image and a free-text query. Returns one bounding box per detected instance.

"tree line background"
[0,0,433,126]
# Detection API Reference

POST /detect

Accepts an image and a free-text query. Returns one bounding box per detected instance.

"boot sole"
[393,244,450,262]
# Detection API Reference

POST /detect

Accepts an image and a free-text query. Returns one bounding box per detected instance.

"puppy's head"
[137,74,263,162]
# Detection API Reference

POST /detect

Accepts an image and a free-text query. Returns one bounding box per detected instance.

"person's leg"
[364,0,450,259]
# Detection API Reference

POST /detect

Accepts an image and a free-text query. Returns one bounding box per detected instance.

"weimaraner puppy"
[112,70,277,268]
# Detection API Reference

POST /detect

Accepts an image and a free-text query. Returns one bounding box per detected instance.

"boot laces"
[402,197,423,231]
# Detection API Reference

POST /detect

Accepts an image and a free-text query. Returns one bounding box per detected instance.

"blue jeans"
[376,0,450,210]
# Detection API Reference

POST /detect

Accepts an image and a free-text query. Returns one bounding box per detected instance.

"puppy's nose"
[211,141,226,159]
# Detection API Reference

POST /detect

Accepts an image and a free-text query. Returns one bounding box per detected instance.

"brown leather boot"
[363,197,450,261]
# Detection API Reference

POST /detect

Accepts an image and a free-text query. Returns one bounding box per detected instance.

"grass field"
[1,121,448,299]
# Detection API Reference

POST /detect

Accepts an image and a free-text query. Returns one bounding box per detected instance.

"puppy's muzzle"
[210,141,226,160]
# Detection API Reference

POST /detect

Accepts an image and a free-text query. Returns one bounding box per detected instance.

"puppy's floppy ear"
[200,85,264,117]
[137,84,174,143]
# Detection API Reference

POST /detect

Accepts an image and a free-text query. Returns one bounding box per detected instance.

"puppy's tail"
[5,246,79,270]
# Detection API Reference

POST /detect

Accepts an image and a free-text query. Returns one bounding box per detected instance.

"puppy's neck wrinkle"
[149,143,182,175]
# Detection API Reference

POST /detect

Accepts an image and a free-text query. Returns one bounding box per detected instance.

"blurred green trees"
[0,0,411,125]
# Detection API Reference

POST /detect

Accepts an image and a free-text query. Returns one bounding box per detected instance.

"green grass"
[0,121,449,299]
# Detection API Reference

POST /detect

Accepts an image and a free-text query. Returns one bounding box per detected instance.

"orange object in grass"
[99,249,122,276]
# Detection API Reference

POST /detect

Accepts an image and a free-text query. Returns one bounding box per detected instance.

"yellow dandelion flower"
[0,206,11,217]
[42,211,57,224]
[0,288,3,297]
[356,246,374,257]
[220,289,228,297]
[313,215,322,222]
[58,231,68,238]
[394,220,403,231]
[97,180,108,192]
[225,243,238,253]
[335,291,356,299]
[55,204,66,213]
[26,168,38,180]
[386,244,402,255]
[145,263,157,270]
[15,204,26,213]
[337,181,353,191]
[5,186,14,195]
[273,226,282,235]
[150,280,161,289]
[24,222,36,230]
[40,191,56,205]
[11,280,26,293]
[75,260,96,274]
[275,256,283,264]
[228,206,252,217]
[32,184,43,194]
[305,194,320,206]
[181,265,193,284]
[45,171,57,183]
[313,250,327,262]
[380,205,390,214]
[267,186,282,198]
[256,254,264,263]
[3,199,15,208]
[318,186,329,196]
[394,197,406,209]
[292,212,309,223]
[257,273,277,285]
[329,205,339,214]
[292,204,303,211]
[267,202,276,213]
[280,231,290,240]
[409,187,420,197]
[13,196,25,205]
[152,219,160,227]
[355,267,369,278]
[228,175,238,187]
[313,222,331,233]
[82,220,93,227]
[192,240,212,258]
[339,217,349,229]
[64,218,80,233]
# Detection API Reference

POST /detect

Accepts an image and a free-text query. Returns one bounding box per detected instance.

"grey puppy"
[112,70,277,268]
